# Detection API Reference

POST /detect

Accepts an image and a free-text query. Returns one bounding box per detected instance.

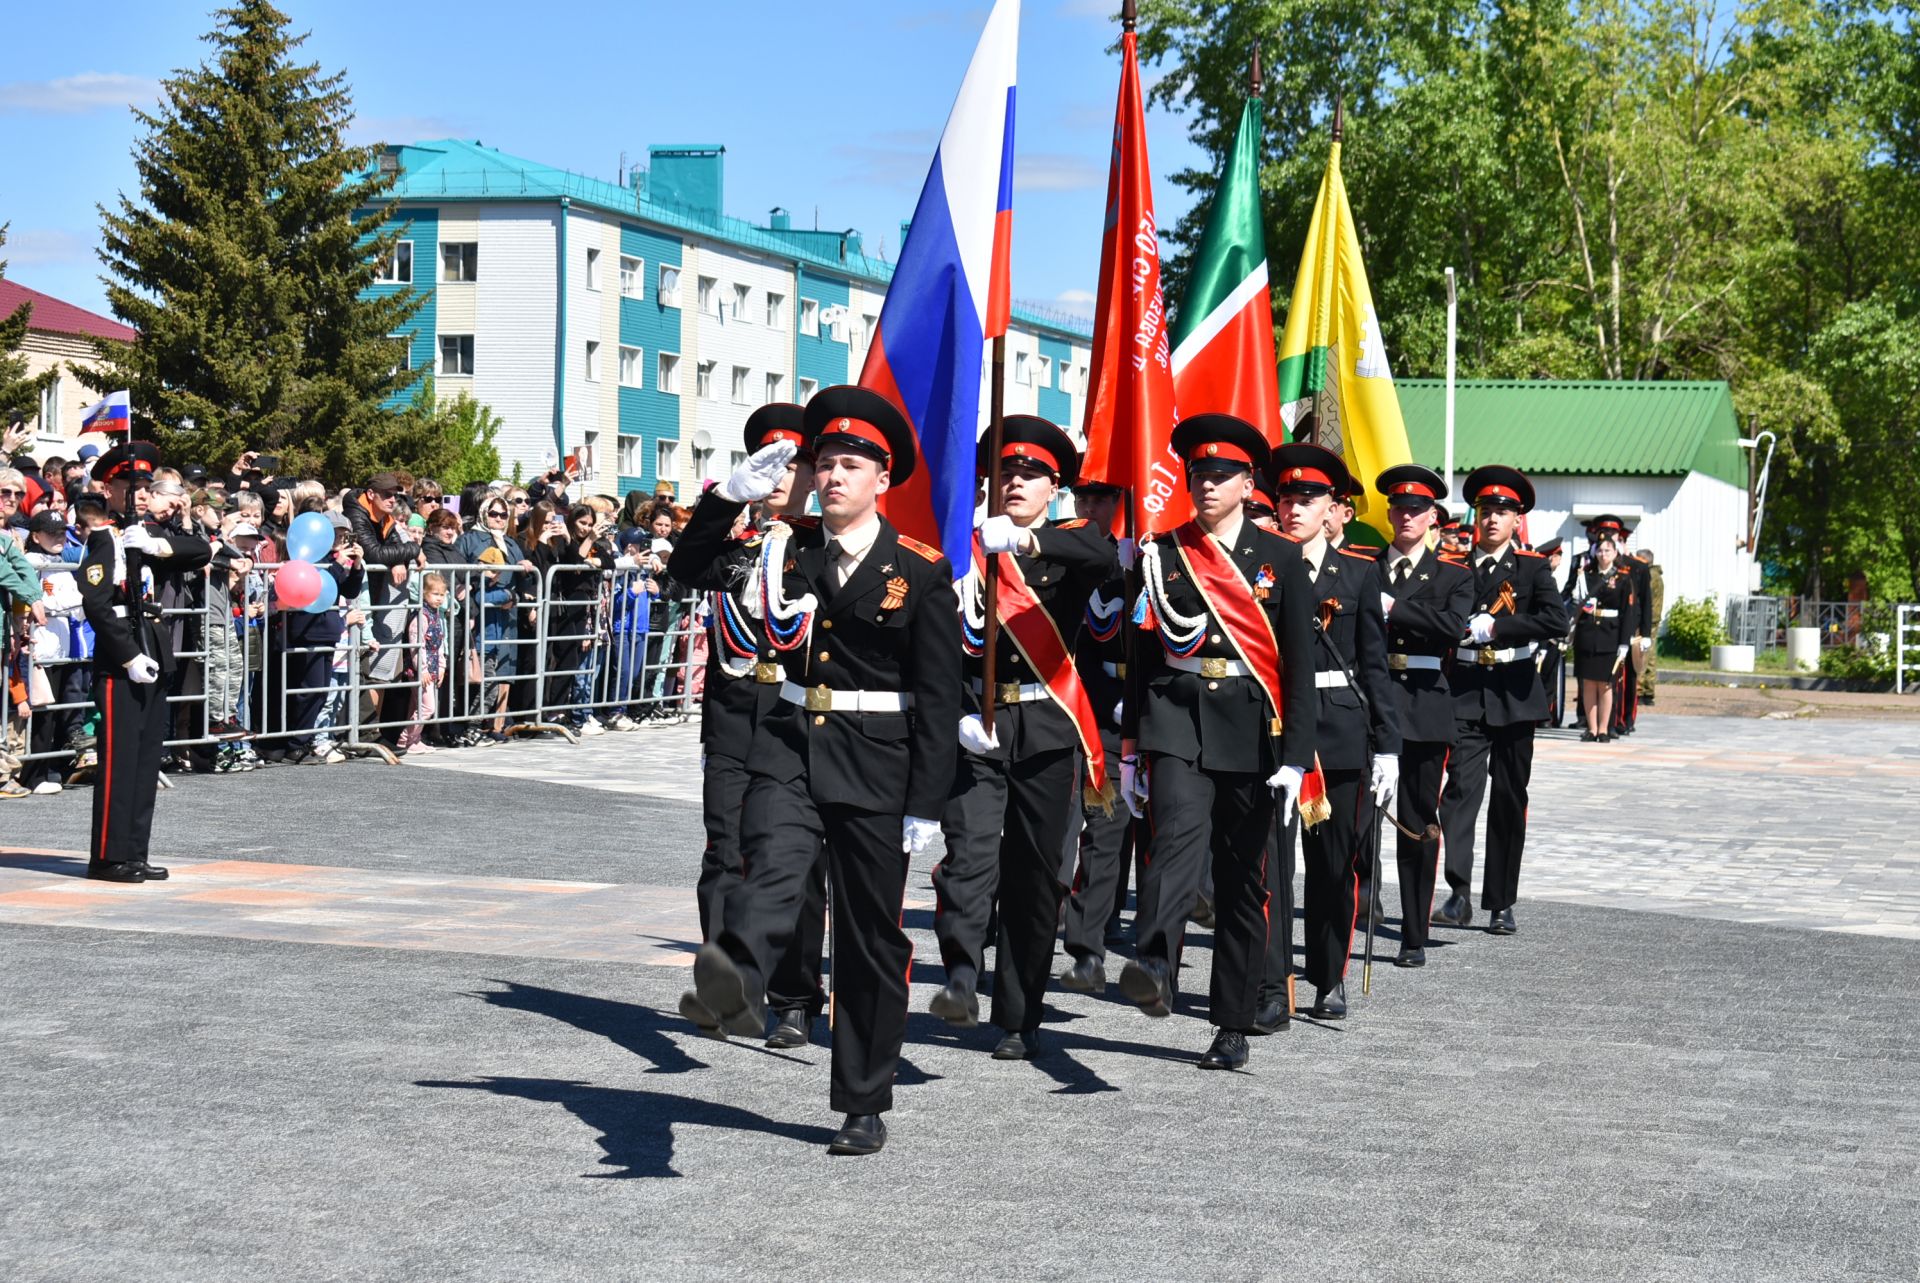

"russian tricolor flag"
[864,0,1018,577]
[80,389,132,432]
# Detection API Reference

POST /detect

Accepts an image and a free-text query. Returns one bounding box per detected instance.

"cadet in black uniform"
[668,404,829,1048]
[1058,479,1133,993]
[1271,443,1401,1019]
[1244,471,1299,1033]
[1371,465,1473,967]
[1433,466,1571,934]
[1534,539,1568,728]
[927,418,1116,1059]
[1116,415,1316,1071]
[77,441,211,882]
[1565,527,1635,743]
[1327,471,1388,931]
[687,386,961,1156]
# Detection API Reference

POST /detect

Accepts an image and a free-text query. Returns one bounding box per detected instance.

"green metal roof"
[364,139,1092,341]
[1394,379,1745,488]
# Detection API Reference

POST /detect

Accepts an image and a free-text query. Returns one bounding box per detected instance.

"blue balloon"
[287,511,336,563]
[299,566,340,614]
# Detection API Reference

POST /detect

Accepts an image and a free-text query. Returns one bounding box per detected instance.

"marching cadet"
[1433,466,1571,935]
[1371,465,1473,967]
[1058,479,1135,994]
[77,441,211,882]
[686,386,961,1156]
[1271,443,1400,1019]
[668,404,829,1049]
[1244,467,1301,1033]
[1565,524,1636,744]
[1327,473,1387,929]
[927,417,1116,1059]
[1116,415,1316,1070]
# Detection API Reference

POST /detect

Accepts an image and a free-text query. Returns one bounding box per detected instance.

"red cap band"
[765,428,807,452]
[1279,465,1332,488]
[1392,480,1437,499]
[1476,484,1521,504]
[101,458,154,482]
[1002,441,1060,475]
[820,417,892,466]
[1189,441,1253,467]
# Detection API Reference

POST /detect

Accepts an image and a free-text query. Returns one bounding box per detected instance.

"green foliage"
[379,376,501,489]
[0,224,59,425]
[1818,642,1894,683]
[79,0,424,478]
[1663,595,1728,660]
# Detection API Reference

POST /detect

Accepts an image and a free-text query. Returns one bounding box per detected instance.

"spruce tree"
[83,0,424,476]
[0,224,58,428]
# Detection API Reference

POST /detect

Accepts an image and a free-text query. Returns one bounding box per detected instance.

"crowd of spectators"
[0,445,703,799]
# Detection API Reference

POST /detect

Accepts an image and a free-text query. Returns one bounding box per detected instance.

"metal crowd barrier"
[5,554,705,788]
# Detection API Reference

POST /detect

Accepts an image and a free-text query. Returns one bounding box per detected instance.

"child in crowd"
[208,518,266,772]
[19,510,89,792]
[398,572,448,753]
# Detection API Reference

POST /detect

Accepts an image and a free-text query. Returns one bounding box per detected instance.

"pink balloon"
[275,558,322,610]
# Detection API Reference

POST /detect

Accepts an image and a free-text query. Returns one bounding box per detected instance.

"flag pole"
[980,334,1008,739]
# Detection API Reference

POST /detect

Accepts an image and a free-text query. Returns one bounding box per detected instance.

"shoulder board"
[788,515,821,529]
[1338,547,1381,561]
[1438,555,1469,567]
[1515,548,1546,559]
[1053,518,1090,530]
[1277,531,1305,544]
[897,534,942,563]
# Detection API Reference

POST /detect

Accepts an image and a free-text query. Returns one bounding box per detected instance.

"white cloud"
[1014,153,1104,193]
[1052,288,1097,317]
[0,72,160,114]
[347,114,467,146]
[833,130,942,189]
[2,228,89,267]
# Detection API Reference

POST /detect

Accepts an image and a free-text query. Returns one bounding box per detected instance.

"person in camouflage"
[1636,549,1663,704]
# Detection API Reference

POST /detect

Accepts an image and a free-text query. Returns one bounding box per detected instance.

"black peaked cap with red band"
[1270,440,1353,498]
[1170,413,1271,477]
[977,414,1080,489]
[744,402,814,460]
[1584,512,1630,537]
[1463,463,1536,514]
[1376,462,1448,508]
[804,385,917,484]
[92,440,162,483]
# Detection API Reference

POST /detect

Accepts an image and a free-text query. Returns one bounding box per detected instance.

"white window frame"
[765,371,783,404]
[440,241,477,283]
[731,283,750,322]
[731,365,751,405]
[375,240,413,284]
[692,445,715,480]
[618,345,643,388]
[766,291,786,329]
[37,377,60,436]
[439,334,474,376]
[861,312,878,350]
[696,360,715,400]
[1036,354,1053,389]
[584,339,601,382]
[1014,350,1031,386]
[799,298,819,336]
[585,246,602,291]
[657,351,681,394]
[698,276,717,315]
[798,377,818,404]
[658,264,681,307]
[617,435,642,475]
[388,332,413,377]
[655,440,678,483]
[619,255,643,298]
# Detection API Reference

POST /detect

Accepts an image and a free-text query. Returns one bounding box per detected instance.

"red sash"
[973,539,1108,800]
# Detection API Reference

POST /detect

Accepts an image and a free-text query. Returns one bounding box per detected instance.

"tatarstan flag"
[1170,95,1280,443]
[1276,134,1413,543]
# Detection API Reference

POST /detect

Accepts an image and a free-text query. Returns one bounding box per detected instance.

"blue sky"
[0,0,1208,324]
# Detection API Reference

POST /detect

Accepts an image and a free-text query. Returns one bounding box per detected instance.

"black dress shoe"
[1190,895,1216,930]
[86,862,146,883]
[692,943,764,1038]
[1488,907,1518,935]
[928,970,980,1028]
[1117,958,1172,1018]
[1312,982,1348,1019]
[991,1029,1040,1060]
[1197,1029,1249,1070]
[1058,955,1103,993]
[765,1008,811,1049]
[1394,945,1427,968]
[1248,998,1290,1035]
[827,1113,887,1156]
[1431,891,1473,927]
[677,990,726,1039]
[133,862,169,881]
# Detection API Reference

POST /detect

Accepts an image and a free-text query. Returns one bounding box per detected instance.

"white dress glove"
[978,513,1024,556]
[1268,764,1304,825]
[957,714,999,755]
[1111,699,1124,727]
[1637,635,1652,651]
[718,439,797,504]
[1380,591,1396,619]
[1120,755,1147,819]
[1116,537,1137,572]
[902,816,941,855]
[124,653,161,684]
[1370,753,1399,811]
[1616,644,1630,663]
[1468,612,1497,644]
[119,523,163,555]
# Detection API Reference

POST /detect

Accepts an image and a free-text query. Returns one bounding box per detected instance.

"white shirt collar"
[1390,541,1428,575]
[825,513,882,562]
[1476,539,1511,566]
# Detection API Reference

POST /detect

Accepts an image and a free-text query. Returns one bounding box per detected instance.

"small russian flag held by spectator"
[80,390,132,432]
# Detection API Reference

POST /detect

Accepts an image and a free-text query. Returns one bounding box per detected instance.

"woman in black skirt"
[1567,535,1635,742]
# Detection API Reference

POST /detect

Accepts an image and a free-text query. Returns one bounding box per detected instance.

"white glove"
[902,816,941,855]
[1111,699,1124,727]
[718,439,797,504]
[124,653,160,684]
[1468,611,1497,644]
[1116,537,1137,571]
[614,555,640,571]
[1380,591,1395,619]
[978,513,1023,555]
[1370,753,1399,811]
[119,523,163,555]
[1268,764,1304,825]
[1616,644,1630,663]
[957,714,999,755]
[1120,755,1147,819]
[1637,636,1652,651]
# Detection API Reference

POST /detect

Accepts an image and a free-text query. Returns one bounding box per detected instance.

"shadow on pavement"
[469,981,712,1075]
[0,851,90,878]
[416,1076,836,1178]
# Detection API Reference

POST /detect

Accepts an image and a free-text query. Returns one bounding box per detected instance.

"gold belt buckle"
[1200,657,1229,679]
[805,684,834,712]
[1387,654,1409,671]
[755,661,783,684]
[996,682,1023,705]
[1477,648,1498,667]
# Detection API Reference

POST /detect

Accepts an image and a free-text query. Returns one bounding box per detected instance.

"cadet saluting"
[78,441,210,882]
[1116,415,1316,1071]
[685,386,961,1156]
[1433,466,1570,935]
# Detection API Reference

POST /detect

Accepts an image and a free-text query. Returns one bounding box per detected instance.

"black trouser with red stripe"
[1259,806,1300,1009]
[698,750,828,1019]
[1439,719,1536,912]
[1062,723,1131,964]
[89,671,169,869]
[721,775,910,1115]
[1301,768,1367,992]
[1140,755,1274,1031]
[1394,741,1450,952]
